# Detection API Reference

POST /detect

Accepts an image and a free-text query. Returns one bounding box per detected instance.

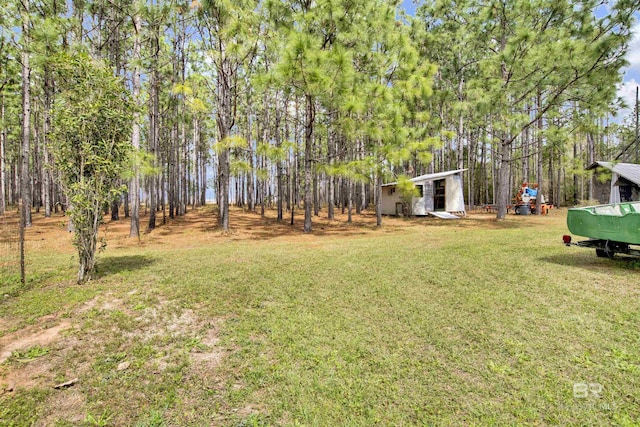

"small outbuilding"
[587,161,640,204]
[381,169,466,217]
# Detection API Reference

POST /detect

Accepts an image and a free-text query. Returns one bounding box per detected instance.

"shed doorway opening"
[434,180,446,211]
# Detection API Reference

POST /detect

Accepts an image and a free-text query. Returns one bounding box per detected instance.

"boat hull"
[567,202,640,245]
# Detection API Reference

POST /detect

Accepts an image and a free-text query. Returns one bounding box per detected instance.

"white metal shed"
[380,169,467,216]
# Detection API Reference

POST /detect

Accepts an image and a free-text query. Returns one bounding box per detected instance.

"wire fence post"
[19,198,25,286]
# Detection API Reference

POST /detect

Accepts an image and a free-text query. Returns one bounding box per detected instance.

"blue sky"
[400,0,640,119]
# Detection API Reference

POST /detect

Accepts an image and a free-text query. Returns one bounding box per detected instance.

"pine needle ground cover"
[1,207,638,426]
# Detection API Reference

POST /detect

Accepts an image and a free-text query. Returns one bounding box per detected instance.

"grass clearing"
[1,207,639,425]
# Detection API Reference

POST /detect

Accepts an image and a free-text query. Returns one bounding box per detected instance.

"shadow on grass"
[411,215,529,229]
[194,212,531,240]
[125,205,534,242]
[95,254,157,278]
[541,253,640,271]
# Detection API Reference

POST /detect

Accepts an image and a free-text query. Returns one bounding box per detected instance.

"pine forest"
[2,0,639,234]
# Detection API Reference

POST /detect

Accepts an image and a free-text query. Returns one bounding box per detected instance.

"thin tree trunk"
[259,153,265,217]
[259,93,269,217]
[480,136,486,205]
[468,130,475,210]
[275,95,283,221]
[587,130,594,201]
[496,136,511,220]
[347,180,353,224]
[375,169,382,227]
[0,93,6,215]
[32,98,41,214]
[129,11,142,238]
[359,139,366,213]
[123,190,129,217]
[327,125,335,220]
[20,0,32,227]
[548,143,554,206]
[111,198,119,220]
[42,138,51,217]
[148,26,160,231]
[573,141,578,205]
[313,163,319,216]
[179,21,188,216]
[283,102,291,213]
[217,56,232,232]
[523,105,530,182]
[303,94,314,232]
[191,118,198,210]
[200,138,207,206]
[247,102,255,212]
[457,76,465,171]
[535,91,544,214]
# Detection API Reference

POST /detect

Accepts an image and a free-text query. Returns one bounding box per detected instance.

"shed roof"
[586,161,640,187]
[382,169,467,187]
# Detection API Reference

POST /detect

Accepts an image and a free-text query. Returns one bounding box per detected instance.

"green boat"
[564,202,640,257]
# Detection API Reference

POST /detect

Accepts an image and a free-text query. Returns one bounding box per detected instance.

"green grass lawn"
[1,208,639,426]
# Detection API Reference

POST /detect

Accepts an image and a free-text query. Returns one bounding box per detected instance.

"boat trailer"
[562,235,640,258]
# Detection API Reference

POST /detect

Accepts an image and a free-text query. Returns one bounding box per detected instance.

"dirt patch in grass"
[37,390,86,426]
[0,320,73,365]
[0,315,81,403]
[189,317,226,372]
[1,357,53,392]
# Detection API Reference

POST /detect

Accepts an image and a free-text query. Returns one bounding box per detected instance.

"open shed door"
[423,181,434,212]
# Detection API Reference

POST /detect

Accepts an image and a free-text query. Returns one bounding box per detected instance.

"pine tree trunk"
[313,167,319,216]
[347,179,353,224]
[480,137,486,205]
[161,161,167,225]
[148,28,160,231]
[573,142,578,205]
[457,78,464,172]
[557,159,562,208]
[191,118,198,210]
[179,22,188,216]
[20,0,32,227]
[246,101,255,212]
[33,111,41,213]
[303,94,313,233]
[129,12,142,238]
[41,75,54,216]
[215,47,233,232]
[275,96,283,221]
[375,170,382,227]
[217,135,230,231]
[535,91,543,214]
[523,106,530,182]
[0,93,6,216]
[468,131,475,210]
[548,144,554,206]
[169,117,176,219]
[587,130,594,201]
[260,153,266,217]
[42,126,52,218]
[327,124,335,220]
[111,198,119,220]
[259,94,269,217]
[491,142,497,205]
[496,137,511,220]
